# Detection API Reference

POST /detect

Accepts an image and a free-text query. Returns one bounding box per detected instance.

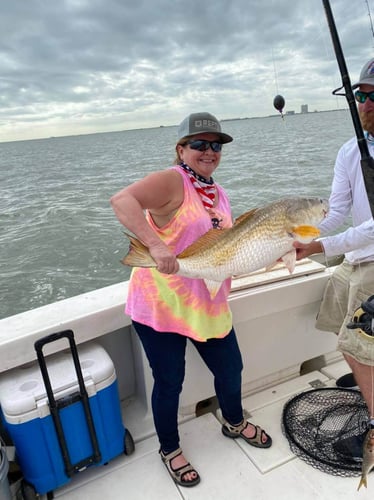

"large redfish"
[121,197,328,299]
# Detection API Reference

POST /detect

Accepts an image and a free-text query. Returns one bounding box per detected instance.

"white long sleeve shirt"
[319,136,374,264]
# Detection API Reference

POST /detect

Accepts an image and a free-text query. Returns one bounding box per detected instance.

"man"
[294,57,374,455]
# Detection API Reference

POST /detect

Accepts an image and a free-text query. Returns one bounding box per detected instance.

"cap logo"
[194,119,219,130]
[367,61,374,76]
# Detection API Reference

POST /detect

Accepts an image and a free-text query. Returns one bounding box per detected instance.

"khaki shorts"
[316,260,374,365]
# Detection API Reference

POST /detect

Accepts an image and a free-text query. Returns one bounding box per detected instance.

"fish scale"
[181,235,290,278]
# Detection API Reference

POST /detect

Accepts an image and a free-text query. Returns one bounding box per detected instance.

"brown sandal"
[222,420,272,448]
[159,447,201,487]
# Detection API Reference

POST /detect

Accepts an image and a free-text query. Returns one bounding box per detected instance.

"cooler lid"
[0,342,115,417]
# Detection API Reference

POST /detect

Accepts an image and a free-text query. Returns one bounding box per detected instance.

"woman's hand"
[149,241,180,274]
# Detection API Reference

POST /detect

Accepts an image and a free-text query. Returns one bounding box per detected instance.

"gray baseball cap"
[177,112,233,143]
[352,58,374,89]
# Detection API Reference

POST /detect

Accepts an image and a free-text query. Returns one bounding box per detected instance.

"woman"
[110,112,272,487]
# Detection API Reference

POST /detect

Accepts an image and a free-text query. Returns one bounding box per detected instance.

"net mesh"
[282,387,368,476]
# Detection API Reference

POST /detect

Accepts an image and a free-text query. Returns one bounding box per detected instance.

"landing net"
[282,387,368,476]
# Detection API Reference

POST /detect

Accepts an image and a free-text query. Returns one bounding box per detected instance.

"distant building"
[301,104,308,114]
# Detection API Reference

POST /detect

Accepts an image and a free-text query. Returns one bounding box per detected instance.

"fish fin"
[292,225,320,243]
[357,476,367,490]
[265,251,296,274]
[204,279,224,299]
[233,208,258,226]
[121,232,157,268]
[178,207,258,259]
[265,261,278,272]
[178,228,229,258]
[280,249,296,273]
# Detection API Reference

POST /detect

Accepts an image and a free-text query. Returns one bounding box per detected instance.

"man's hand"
[293,240,324,261]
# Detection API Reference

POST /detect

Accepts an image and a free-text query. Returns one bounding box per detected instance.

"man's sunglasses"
[354,90,374,104]
[187,139,223,152]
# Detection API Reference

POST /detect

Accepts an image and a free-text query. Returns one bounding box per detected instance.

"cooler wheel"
[124,429,135,455]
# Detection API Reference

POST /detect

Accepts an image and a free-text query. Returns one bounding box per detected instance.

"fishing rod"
[322,0,374,217]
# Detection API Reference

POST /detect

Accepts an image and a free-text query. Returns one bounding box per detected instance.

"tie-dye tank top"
[125,165,233,342]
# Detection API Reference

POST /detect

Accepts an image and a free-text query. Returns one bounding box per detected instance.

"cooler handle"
[34,330,102,476]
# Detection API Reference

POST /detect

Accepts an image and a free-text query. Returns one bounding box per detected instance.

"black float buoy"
[273,94,285,114]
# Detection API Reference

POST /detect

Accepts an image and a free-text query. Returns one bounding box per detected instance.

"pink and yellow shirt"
[125,166,233,342]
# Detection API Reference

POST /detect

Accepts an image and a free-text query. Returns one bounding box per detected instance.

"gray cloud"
[1,0,373,141]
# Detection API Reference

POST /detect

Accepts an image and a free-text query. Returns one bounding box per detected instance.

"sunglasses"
[187,139,223,152]
[354,90,374,104]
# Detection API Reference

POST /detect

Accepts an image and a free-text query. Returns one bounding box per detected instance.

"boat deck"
[50,358,374,500]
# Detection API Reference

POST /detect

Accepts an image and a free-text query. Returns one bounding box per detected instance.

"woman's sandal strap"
[159,448,200,487]
[223,419,247,434]
[246,425,271,446]
[222,420,272,448]
[160,447,183,463]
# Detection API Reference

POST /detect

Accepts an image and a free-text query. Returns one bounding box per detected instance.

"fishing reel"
[347,295,374,337]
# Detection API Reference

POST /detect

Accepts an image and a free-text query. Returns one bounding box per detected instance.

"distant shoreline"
[0,108,350,145]
[221,108,349,122]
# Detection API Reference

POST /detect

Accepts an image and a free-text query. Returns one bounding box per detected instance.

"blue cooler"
[0,331,133,496]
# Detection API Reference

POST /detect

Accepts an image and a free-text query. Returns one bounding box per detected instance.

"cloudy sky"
[1,0,373,142]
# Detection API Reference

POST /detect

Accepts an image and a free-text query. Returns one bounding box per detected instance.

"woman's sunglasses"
[187,139,223,152]
[354,90,374,104]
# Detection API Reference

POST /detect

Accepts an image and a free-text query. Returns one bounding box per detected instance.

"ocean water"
[0,109,355,319]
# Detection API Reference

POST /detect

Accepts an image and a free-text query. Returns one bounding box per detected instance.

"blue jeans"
[133,321,244,453]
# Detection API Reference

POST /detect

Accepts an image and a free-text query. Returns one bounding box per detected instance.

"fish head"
[284,197,329,227]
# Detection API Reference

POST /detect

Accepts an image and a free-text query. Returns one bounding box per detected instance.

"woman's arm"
[110,169,183,274]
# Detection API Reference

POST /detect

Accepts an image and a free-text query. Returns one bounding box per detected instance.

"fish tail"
[357,476,367,491]
[121,233,157,268]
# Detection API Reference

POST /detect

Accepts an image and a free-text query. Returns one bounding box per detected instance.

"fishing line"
[268,2,342,191]
[269,1,363,348]
[269,47,304,182]
[269,2,348,321]
[267,0,320,193]
[272,47,280,96]
[365,0,374,44]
